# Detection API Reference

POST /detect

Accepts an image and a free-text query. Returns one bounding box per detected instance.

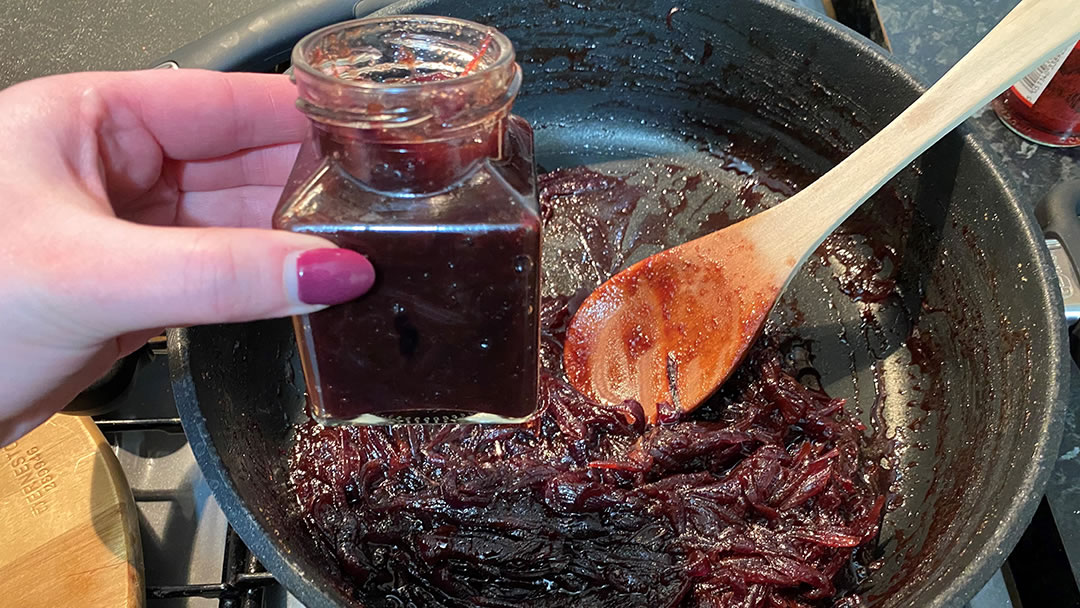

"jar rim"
[291,15,515,93]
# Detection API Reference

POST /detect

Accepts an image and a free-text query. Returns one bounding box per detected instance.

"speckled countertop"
[0,0,266,83]
[1,0,1078,593]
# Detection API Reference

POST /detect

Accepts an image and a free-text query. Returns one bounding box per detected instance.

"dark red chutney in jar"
[993,41,1080,147]
[289,168,886,608]
[274,17,541,423]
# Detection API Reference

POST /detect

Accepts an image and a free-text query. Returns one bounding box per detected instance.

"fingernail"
[292,249,375,305]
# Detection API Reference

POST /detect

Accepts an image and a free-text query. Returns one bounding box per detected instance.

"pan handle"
[149,0,404,71]
[1036,180,1080,324]
[62,346,144,415]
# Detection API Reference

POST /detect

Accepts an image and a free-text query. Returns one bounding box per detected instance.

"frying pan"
[166,0,1068,606]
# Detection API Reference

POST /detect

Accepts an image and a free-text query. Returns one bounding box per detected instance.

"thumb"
[66,223,374,333]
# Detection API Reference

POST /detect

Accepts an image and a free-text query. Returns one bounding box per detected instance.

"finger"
[176,185,286,228]
[57,222,374,334]
[118,184,284,228]
[102,70,308,160]
[0,70,307,213]
[170,142,301,191]
[118,329,163,357]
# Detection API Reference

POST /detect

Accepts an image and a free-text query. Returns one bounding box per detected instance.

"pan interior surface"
[172,1,1065,607]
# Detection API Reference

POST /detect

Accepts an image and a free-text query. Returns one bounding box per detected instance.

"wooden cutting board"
[0,414,144,607]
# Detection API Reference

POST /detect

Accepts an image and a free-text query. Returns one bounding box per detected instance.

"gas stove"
[91,329,1080,608]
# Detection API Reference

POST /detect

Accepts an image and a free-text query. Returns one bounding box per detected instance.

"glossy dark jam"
[275,119,540,422]
[289,168,884,607]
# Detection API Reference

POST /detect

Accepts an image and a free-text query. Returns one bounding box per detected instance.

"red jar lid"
[993,41,1080,148]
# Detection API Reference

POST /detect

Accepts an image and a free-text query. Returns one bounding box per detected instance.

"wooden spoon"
[563,0,1080,423]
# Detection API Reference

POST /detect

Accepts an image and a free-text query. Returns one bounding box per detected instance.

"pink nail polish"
[296,249,375,305]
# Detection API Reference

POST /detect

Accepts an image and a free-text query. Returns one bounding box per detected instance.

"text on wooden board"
[3,441,57,515]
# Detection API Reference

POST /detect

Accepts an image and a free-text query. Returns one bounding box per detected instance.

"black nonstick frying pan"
[166,0,1069,606]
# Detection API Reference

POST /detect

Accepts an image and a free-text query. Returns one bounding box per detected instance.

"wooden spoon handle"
[757,0,1080,273]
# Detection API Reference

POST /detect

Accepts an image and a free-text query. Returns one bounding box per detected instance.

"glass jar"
[992,41,1080,148]
[274,16,541,425]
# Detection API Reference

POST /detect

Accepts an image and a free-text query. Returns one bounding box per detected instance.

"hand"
[0,69,374,444]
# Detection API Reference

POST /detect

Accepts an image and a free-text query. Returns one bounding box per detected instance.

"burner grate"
[96,417,184,433]
[99,417,283,608]
[145,528,275,606]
